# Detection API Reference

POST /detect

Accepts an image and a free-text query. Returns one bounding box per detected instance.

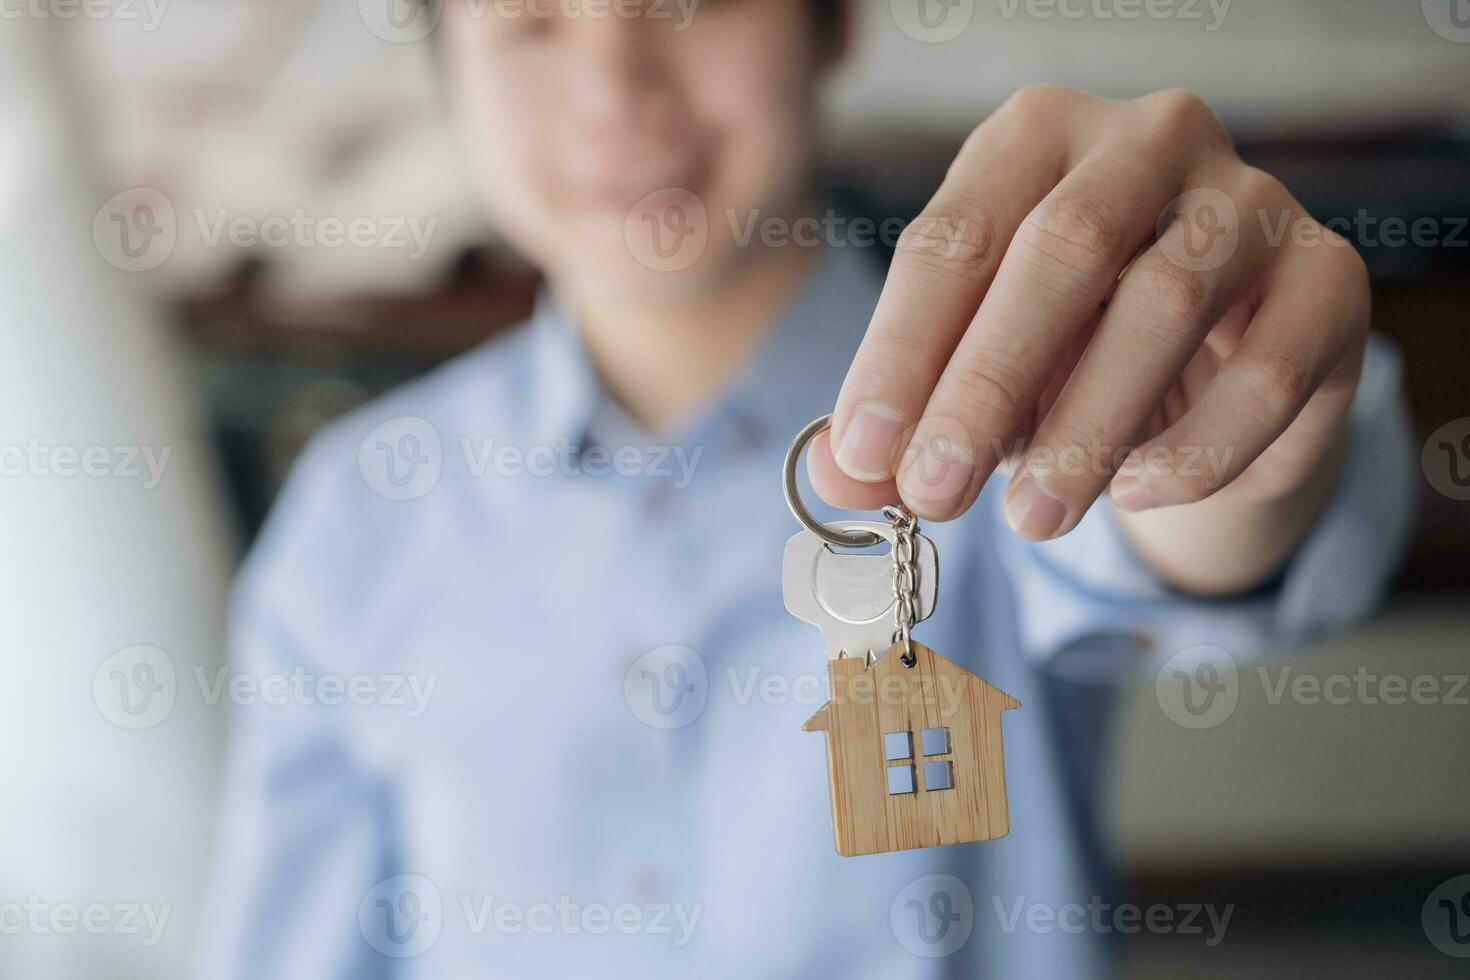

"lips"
[560,140,712,213]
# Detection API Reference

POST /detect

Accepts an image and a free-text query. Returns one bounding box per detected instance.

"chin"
[548,199,756,304]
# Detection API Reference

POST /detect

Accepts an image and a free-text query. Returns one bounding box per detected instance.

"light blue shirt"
[200,246,1413,978]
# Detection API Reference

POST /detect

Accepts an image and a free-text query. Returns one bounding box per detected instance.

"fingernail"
[834,402,905,481]
[1004,474,1068,539]
[1110,475,1162,512]
[897,433,975,505]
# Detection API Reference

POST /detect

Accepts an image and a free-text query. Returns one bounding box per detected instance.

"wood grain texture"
[802,641,1020,857]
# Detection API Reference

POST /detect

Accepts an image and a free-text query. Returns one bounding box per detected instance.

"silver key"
[782,520,939,661]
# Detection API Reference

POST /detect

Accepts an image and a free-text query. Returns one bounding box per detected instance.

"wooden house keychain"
[781,414,1020,857]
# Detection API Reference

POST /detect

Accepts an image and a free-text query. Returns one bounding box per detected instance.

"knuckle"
[860,324,931,378]
[1039,415,1113,481]
[1002,83,1074,118]
[947,351,1033,428]
[1135,89,1233,166]
[1233,351,1311,422]
[1133,257,1212,329]
[1019,191,1124,280]
[896,199,1003,276]
[1320,226,1370,285]
[1237,165,1288,210]
[1144,88,1224,141]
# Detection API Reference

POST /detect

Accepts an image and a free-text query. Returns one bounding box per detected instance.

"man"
[201,0,1413,975]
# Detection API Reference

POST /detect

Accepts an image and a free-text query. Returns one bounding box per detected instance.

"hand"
[809,85,1369,545]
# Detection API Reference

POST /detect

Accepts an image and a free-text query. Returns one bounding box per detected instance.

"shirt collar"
[523,245,885,456]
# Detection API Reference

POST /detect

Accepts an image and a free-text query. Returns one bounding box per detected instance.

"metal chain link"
[883,505,920,668]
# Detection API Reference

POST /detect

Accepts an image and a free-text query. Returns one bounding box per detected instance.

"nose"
[565,16,678,136]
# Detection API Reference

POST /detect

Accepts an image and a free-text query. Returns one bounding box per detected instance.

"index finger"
[817,110,1068,503]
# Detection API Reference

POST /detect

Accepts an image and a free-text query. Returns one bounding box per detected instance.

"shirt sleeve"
[996,333,1417,665]
[196,436,401,980]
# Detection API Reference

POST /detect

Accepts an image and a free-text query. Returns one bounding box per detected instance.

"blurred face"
[442,0,830,302]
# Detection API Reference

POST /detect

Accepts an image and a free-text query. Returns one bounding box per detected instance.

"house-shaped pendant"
[802,640,1020,857]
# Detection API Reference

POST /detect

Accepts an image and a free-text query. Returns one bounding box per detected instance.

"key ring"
[782,413,886,549]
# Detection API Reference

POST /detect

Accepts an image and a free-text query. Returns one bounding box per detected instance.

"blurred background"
[1,1,1467,977]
